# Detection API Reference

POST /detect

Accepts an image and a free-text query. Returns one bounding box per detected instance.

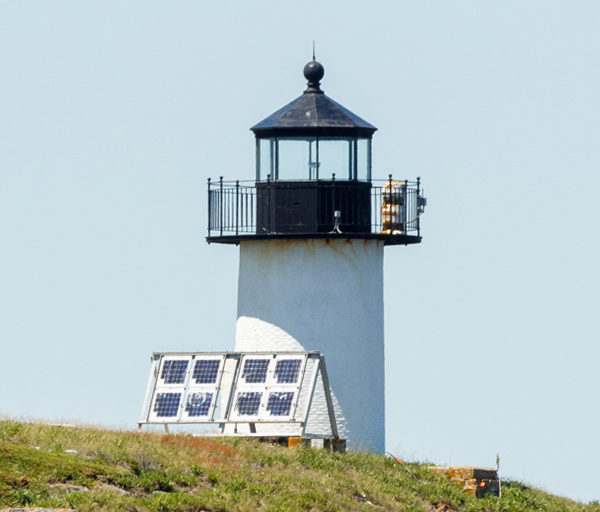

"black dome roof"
[251,59,377,139]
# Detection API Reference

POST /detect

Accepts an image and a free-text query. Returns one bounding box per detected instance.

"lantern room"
[252,59,376,182]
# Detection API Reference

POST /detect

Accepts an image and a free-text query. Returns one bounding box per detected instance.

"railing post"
[207,177,211,240]
[416,176,421,237]
[388,174,393,234]
[219,176,223,237]
[372,185,378,234]
[267,174,271,233]
[402,179,407,234]
[331,173,336,228]
[235,180,239,236]
[370,185,374,233]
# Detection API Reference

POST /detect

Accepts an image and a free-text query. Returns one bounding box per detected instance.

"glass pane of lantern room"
[277,139,310,180]
[318,139,350,180]
[357,139,371,181]
[257,139,273,181]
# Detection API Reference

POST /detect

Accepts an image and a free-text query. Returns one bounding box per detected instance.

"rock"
[98,483,131,496]
[48,483,89,493]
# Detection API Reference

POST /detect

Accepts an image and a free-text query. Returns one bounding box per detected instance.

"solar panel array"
[229,354,306,421]
[148,355,224,423]
[142,352,316,426]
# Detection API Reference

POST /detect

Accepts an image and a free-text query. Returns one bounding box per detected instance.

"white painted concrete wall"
[235,238,385,452]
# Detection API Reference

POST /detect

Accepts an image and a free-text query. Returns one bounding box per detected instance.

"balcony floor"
[206,232,422,246]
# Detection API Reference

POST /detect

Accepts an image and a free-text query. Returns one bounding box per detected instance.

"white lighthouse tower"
[207,58,425,452]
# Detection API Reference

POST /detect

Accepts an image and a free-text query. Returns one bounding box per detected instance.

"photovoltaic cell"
[161,360,188,384]
[192,360,220,384]
[242,359,269,383]
[185,392,213,417]
[274,359,301,384]
[235,392,262,415]
[154,393,181,417]
[266,392,294,416]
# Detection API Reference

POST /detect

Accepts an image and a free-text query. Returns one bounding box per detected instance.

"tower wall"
[235,238,385,452]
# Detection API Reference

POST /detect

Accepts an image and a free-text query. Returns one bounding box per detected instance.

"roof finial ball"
[303,57,325,94]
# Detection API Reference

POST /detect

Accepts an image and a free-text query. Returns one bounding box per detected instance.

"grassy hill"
[0,420,597,512]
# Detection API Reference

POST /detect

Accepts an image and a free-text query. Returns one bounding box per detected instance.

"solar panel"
[266,392,294,416]
[192,359,220,384]
[235,391,262,416]
[241,359,269,383]
[274,359,302,383]
[140,352,336,436]
[185,392,213,417]
[160,360,188,384]
[154,392,181,417]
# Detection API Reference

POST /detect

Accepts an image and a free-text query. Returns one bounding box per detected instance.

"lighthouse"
[207,57,425,452]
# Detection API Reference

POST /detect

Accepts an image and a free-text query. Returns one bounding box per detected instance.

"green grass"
[0,419,598,512]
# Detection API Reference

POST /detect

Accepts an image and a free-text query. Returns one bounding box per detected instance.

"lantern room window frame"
[255,136,372,183]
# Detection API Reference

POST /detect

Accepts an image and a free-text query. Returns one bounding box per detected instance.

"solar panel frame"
[267,355,306,420]
[139,352,336,436]
[180,355,225,422]
[227,355,268,421]
[226,354,307,422]
[147,355,194,422]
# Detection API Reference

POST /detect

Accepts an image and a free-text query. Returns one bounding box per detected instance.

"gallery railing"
[207,176,425,240]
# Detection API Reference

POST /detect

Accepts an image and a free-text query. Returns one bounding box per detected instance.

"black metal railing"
[208,178,257,237]
[207,175,424,240]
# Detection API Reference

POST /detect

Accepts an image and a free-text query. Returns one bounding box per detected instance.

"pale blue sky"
[1,0,599,503]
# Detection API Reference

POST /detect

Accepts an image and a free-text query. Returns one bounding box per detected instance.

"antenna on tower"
[312,40,316,60]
